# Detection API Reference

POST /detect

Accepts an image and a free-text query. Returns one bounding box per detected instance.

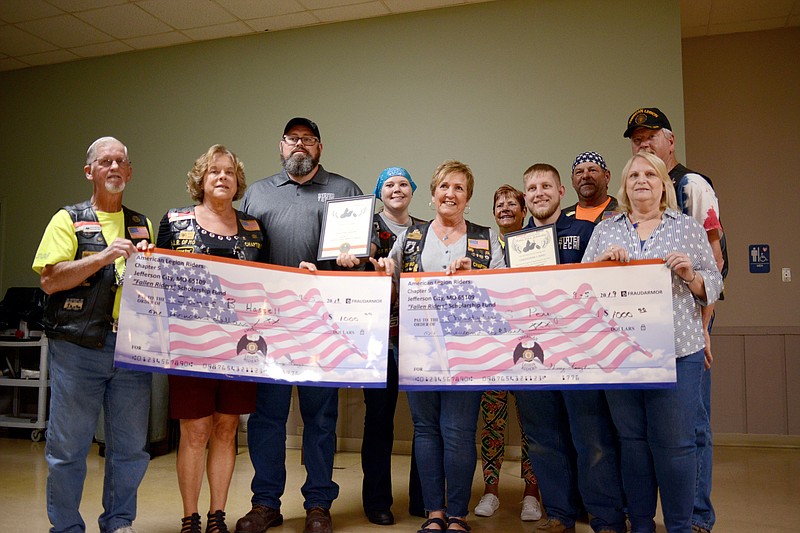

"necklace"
[630,212,662,228]
[436,220,462,242]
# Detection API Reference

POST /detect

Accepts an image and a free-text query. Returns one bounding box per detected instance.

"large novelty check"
[399,260,676,390]
[114,249,391,387]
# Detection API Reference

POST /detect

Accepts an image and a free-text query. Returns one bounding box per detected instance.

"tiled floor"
[2,437,799,532]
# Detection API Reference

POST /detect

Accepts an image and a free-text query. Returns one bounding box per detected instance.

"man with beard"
[625,107,726,533]
[513,164,626,533]
[563,151,619,224]
[234,118,362,533]
[32,137,153,533]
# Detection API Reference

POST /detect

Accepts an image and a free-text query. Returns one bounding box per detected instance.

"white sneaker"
[474,493,500,517]
[520,495,542,521]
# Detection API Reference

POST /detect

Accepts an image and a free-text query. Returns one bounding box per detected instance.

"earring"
[464,205,471,215]
[429,201,436,211]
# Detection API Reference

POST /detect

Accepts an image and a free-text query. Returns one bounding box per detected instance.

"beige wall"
[682,27,800,330]
[0,0,684,293]
[682,27,800,437]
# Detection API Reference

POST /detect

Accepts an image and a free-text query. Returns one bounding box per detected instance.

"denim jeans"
[606,350,705,533]
[516,390,627,532]
[693,367,714,530]
[406,390,481,518]
[247,383,339,509]
[361,344,399,511]
[46,334,152,533]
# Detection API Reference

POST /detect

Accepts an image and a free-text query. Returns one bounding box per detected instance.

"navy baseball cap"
[283,117,321,140]
[623,108,672,138]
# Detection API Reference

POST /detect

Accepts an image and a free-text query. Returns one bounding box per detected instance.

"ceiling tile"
[710,0,796,24]
[244,11,319,32]
[680,0,711,29]
[124,31,191,50]
[137,0,237,30]
[0,24,58,55]
[681,25,710,39]
[75,3,172,39]
[0,56,29,71]
[709,17,791,35]
[182,20,253,40]
[383,0,464,13]
[17,14,113,48]
[46,0,128,11]
[70,39,133,57]
[0,0,64,24]
[299,0,369,8]
[313,1,389,24]
[215,0,305,20]
[19,48,80,66]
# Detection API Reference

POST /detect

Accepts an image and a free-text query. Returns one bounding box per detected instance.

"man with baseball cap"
[625,107,727,533]
[235,117,363,533]
[564,151,619,223]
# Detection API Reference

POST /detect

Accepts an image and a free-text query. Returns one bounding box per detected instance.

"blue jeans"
[247,383,339,509]
[407,390,481,518]
[694,320,715,531]
[516,390,626,532]
[606,350,705,533]
[46,334,152,533]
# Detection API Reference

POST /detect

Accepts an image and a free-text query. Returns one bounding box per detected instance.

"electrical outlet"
[782,268,791,282]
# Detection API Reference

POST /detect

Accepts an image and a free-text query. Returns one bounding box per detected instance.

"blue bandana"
[373,167,416,198]
[571,151,608,173]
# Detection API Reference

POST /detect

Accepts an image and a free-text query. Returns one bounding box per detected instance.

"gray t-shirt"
[240,165,362,269]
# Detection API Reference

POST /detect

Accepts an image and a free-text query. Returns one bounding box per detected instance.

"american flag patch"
[240,219,259,231]
[468,239,489,249]
[128,226,149,239]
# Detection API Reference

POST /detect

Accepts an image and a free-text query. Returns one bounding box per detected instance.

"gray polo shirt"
[240,165,362,269]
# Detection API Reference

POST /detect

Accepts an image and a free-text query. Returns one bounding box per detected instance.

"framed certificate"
[317,195,376,261]
[504,224,559,268]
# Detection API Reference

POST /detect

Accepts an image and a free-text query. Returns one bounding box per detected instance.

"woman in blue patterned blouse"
[582,151,722,533]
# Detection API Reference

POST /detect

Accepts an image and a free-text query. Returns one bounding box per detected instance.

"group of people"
[32,108,726,533]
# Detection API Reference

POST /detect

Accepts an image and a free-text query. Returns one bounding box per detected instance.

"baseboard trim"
[715,433,800,448]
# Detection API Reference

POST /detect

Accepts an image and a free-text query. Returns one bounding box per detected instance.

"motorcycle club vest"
[401,220,492,273]
[368,213,425,337]
[43,201,151,348]
[163,206,265,261]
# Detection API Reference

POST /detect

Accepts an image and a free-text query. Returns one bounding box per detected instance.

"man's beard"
[281,151,318,177]
[531,202,558,221]
[105,180,126,194]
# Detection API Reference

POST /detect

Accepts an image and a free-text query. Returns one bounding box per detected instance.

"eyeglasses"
[93,157,131,168]
[282,135,319,146]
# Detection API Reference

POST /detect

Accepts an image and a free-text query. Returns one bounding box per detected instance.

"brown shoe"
[233,505,283,533]
[304,507,332,533]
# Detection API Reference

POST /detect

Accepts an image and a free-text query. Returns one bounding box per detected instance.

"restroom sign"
[749,244,770,274]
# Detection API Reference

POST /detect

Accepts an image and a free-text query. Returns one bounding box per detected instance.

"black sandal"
[180,513,202,533]
[205,510,229,533]
[446,516,471,532]
[417,516,447,533]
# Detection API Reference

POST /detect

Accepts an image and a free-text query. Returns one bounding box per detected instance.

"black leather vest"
[163,206,265,261]
[401,220,492,273]
[43,201,151,348]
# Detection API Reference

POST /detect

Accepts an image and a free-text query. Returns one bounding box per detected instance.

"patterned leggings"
[479,390,538,487]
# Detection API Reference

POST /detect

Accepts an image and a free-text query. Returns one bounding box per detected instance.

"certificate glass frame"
[504,224,559,268]
[317,194,376,261]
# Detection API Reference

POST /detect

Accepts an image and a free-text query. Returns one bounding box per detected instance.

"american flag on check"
[161,261,365,369]
[429,279,652,380]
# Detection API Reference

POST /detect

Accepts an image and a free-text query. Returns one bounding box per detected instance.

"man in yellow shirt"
[32,136,153,533]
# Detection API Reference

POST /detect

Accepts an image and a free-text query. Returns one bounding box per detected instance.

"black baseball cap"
[283,117,321,140]
[623,108,672,138]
